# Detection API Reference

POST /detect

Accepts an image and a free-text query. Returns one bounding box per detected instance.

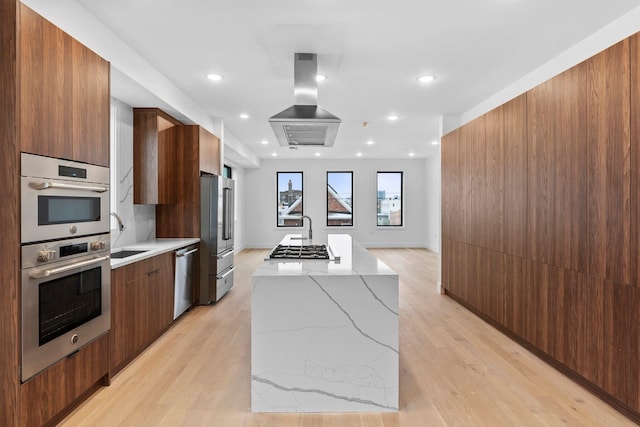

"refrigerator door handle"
[223,187,232,240]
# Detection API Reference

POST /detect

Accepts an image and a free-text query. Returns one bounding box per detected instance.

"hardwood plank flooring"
[59,249,634,426]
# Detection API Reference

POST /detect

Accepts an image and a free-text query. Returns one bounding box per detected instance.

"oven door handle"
[28,255,110,279]
[30,181,108,193]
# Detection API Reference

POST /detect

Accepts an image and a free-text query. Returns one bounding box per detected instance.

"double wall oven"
[20,153,111,381]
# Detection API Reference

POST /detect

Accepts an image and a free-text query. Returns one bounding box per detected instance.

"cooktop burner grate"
[269,244,329,259]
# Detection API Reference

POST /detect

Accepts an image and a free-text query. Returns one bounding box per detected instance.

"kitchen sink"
[110,249,148,259]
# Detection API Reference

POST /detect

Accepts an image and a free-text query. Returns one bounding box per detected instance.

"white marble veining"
[252,234,399,413]
[110,97,156,249]
[110,238,200,269]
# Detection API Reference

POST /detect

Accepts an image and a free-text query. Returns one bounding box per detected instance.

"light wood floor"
[59,248,635,426]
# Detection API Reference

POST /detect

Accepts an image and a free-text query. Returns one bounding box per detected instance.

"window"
[377,172,403,226]
[277,172,303,227]
[223,164,232,179]
[326,171,353,227]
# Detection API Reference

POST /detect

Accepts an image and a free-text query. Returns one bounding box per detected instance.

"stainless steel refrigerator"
[199,174,235,304]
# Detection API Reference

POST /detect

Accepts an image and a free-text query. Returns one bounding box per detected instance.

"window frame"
[376,171,404,227]
[276,171,304,228]
[223,164,232,179]
[326,171,354,228]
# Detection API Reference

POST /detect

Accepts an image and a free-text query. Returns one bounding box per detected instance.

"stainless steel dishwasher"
[174,244,198,320]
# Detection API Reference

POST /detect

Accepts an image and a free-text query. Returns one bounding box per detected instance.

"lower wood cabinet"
[111,252,174,375]
[20,334,109,427]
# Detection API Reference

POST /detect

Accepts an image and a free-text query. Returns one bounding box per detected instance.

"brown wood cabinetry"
[19,4,109,167]
[527,62,588,272]
[156,125,221,238]
[0,0,20,424]
[110,252,174,375]
[442,34,640,421]
[20,334,109,427]
[503,95,527,258]
[133,108,182,205]
[586,39,631,285]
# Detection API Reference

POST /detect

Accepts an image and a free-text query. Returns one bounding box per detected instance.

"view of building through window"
[326,172,353,226]
[277,172,303,227]
[377,172,403,226]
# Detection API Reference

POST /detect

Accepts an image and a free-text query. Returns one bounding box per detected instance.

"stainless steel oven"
[21,153,110,243]
[21,233,111,382]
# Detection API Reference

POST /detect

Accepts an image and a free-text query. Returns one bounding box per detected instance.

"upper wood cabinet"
[198,126,221,175]
[19,4,109,167]
[133,108,182,205]
[156,125,221,238]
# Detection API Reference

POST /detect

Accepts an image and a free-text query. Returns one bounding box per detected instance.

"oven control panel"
[22,234,110,269]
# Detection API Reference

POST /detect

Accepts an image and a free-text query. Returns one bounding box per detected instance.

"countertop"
[110,238,200,269]
[253,234,397,277]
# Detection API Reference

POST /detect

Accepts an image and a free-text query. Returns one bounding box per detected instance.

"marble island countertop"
[252,233,399,413]
[255,234,396,277]
[110,238,200,269]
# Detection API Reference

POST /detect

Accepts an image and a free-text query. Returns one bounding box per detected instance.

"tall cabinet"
[0,2,111,425]
[441,35,640,421]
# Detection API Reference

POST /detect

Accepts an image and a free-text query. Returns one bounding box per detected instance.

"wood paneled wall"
[442,36,640,421]
[0,0,20,425]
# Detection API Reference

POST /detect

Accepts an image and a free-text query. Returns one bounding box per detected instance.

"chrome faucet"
[301,215,312,240]
[110,212,125,231]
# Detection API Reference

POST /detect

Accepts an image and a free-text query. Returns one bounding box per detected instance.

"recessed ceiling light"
[206,73,223,81]
[387,114,399,121]
[418,75,436,84]
[239,113,249,119]
[261,140,269,145]
[314,152,321,157]
[271,152,278,157]
[366,140,374,145]
[409,152,415,157]
[431,140,439,145]
[356,152,363,157]
[316,74,327,82]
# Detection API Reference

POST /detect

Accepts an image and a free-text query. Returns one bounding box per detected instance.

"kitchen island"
[251,234,399,413]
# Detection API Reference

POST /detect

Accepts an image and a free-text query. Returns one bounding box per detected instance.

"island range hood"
[269,53,341,147]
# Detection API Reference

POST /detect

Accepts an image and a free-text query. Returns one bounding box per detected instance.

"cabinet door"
[19,4,73,161]
[21,334,109,427]
[71,38,110,167]
[485,106,505,253]
[19,5,109,166]
[586,39,631,285]
[527,62,588,272]
[199,127,221,175]
[133,109,180,204]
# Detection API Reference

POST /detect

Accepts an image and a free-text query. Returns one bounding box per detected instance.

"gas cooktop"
[268,244,330,260]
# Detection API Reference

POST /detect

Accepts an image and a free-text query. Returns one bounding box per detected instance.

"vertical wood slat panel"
[587,39,631,285]
[553,63,588,273]
[19,4,73,160]
[469,116,487,248]
[0,0,19,424]
[504,94,527,258]
[630,32,640,413]
[461,125,472,245]
[485,106,505,253]
[631,34,640,288]
[441,132,452,241]
[527,64,588,272]
[526,78,555,266]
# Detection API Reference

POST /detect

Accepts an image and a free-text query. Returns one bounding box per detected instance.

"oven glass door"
[22,254,110,381]
[38,266,102,345]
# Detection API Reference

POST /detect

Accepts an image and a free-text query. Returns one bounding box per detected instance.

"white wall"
[231,166,246,252]
[110,97,156,248]
[243,158,427,248]
[424,153,440,253]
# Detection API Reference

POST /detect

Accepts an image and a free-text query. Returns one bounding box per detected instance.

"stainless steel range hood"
[269,53,341,147]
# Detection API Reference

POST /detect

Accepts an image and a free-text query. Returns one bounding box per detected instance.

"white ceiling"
[72,0,640,161]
